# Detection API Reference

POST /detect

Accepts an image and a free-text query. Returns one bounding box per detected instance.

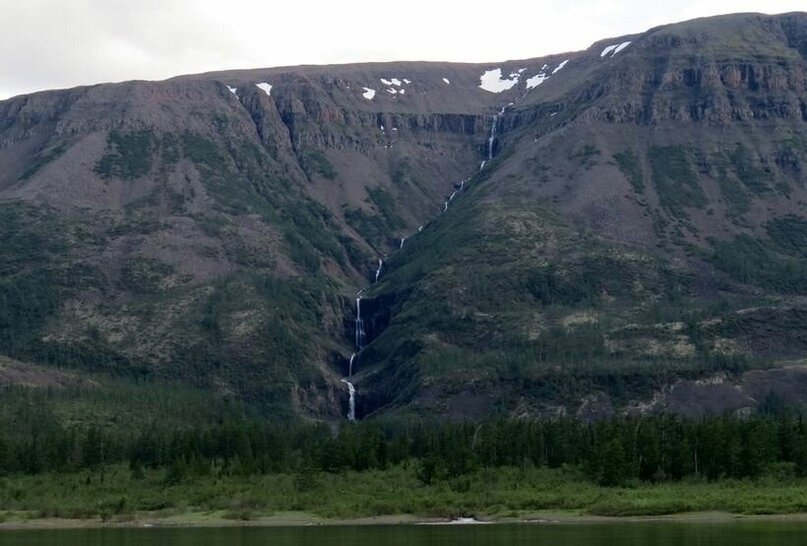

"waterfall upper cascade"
[480,105,507,171]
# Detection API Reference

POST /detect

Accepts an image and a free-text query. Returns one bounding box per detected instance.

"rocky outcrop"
[626,366,807,418]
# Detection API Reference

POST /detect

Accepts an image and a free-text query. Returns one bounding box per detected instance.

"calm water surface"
[0,521,806,546]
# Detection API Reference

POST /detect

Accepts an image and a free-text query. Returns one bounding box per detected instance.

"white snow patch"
[552,60,569,74]
[518,67,527,73]
[442,77,450,85]
[479,68,519,93]
[226,85,238,97]
[387,88,398,94]
[600,44,618,57]
[380,78,402,86]
[403,78,411,84]
[601,41,631,58]
[362,87,376,100]
[526,73,548,89]
[613,41,632,54]
[255,82,273,96]
[400,89,405,94]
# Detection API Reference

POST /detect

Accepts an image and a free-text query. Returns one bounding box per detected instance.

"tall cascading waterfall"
[480,105,507,171]
[340,101,512,421]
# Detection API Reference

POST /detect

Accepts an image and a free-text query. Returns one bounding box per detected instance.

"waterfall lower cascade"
[343,294,364,421]
[340,101,511,421]
[341,379,356,421]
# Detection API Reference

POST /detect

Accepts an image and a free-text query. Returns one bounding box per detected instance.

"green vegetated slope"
[1,12,807,421]
[360,130,807,417]
[355,12,807,418]
[0,127,354,419]
[0,59,519,419]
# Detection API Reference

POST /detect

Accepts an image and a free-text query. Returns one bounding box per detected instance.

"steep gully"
[340,101,510,421]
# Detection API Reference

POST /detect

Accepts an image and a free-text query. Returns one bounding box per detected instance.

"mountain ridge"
[2,11,807,421]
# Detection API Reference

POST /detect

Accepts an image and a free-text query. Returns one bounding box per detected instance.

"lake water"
[0,521,805,546]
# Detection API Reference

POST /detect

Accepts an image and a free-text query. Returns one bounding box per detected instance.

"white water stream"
[354,292,365,350]
[373,259,384,283]
[481,105,507,171]
[342,100,511,420]
[341,379,356,421]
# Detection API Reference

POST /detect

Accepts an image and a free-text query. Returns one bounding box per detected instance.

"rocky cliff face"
[2,12,807,420]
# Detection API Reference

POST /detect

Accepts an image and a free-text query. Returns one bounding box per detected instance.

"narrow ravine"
[339,101,510,421]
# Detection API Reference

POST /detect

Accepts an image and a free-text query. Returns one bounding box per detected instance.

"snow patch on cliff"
[552,60,569,74]
[601,41,632,57]
[479,68,519,93]
[526,73,548,89]
[255,82,272,96]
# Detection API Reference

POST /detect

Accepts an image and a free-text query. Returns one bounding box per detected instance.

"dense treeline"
[2,409,807,487]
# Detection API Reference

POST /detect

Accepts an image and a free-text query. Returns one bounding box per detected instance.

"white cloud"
[0,0,804,99]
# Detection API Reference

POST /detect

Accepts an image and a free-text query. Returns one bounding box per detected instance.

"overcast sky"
[1,0,804,100]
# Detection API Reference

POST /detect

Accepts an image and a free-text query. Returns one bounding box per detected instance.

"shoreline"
[3,510,807,530]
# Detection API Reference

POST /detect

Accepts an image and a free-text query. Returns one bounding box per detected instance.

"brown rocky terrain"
[1,12,807,420]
